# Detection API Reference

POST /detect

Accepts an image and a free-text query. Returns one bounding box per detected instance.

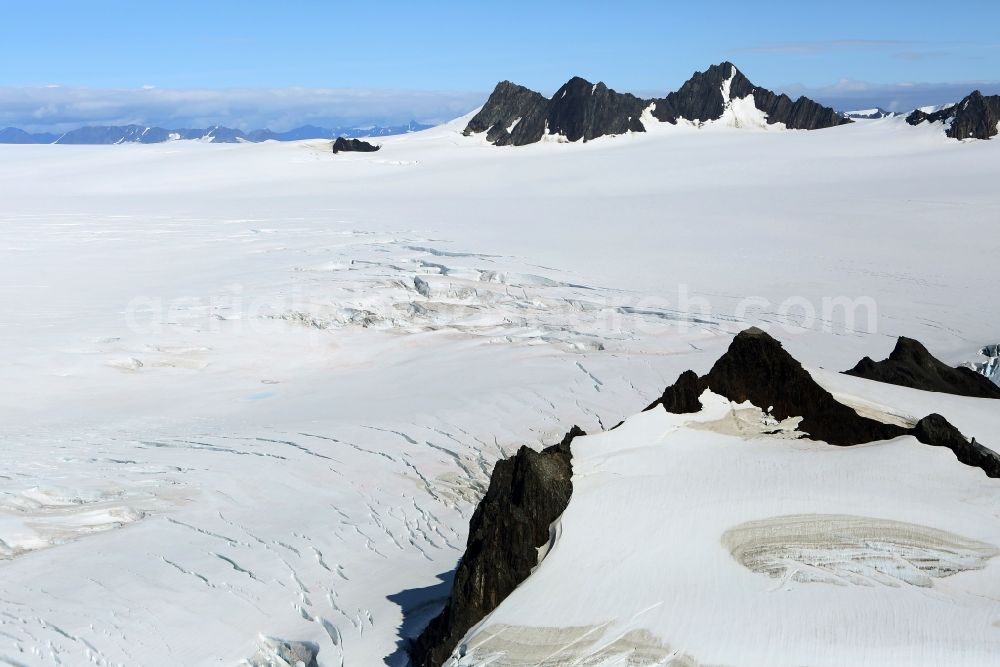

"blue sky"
[2,0,998,130]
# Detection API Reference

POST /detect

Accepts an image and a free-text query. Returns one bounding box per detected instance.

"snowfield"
[0,112,998,666]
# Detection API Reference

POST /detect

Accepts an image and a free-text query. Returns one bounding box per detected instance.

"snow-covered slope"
[0,113,997,665]
[453,386,1000,666]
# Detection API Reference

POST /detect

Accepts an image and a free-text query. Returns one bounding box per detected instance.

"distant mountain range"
[842,108,899,120]
[0,120,433,145]
[465,62,850,146]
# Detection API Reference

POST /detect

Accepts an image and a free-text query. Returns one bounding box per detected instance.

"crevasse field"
[1,114,999,666]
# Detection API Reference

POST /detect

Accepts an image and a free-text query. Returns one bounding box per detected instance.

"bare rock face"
[463,77,645,146]
[651,62,850,130]
[912,414,1000,478]
[409,426,582,667]
[463,81,548,146]
[700,328,905,445]
[906,91,1000,140]
[545,77,647,142]
[465,62,849,146]
[331,137,380,153]
[645,369,703,414]
[845,336,1000,399]
[652,328,997,477]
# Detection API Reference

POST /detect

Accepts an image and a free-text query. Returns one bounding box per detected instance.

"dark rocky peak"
[651,62,850,130]
[907,91,1000,140]
[700,328,903,445]
[410,427,582,667]
[331,137,380,153]
[651,62,739,123]
[545,77,647,143]
[845,336,1000,399]
[463,80,548,146]
[463,76,644,146]
[467,62,849,145]
[650,328,997,476]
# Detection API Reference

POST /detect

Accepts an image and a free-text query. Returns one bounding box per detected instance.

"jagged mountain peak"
[906,89,1000,140]
[465,62,849,146]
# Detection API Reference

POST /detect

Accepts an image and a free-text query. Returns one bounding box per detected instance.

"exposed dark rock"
[844,337,1000,399]
[466,62,848,145]
[415,329,1000,665]
[410,426,582,667]
[746,87,852,131]
[648,328,998,476]
[912,414,1000,478]
[331,137,380,153]
[651,62,734,123]
[701,328,905,445]
[644,369,703,414]
[652,62,850,130]
[906,91,1000,140]
[545,77,647,142]
[464,78,645,146]
[463,80,548,146]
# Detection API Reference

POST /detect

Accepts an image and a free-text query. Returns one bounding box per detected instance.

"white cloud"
[0,86,485,132]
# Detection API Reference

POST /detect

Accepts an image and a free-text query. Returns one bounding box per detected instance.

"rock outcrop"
[410,426,582,667]
[651,62,851,130]
[464,77,645,146]
[845,337,1000,399]
[331,137,380,153]
[465,62,849,145]
[906,91,1000,140]
[415,329,999,665]
[649,328,998,476]
[645,328,903,444]
[912,414,1000,477]
[701,328,905,445]
[645,369,704,414]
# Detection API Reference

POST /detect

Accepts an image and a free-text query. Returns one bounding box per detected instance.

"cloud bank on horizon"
[0,86,486,133]
[4,76,998,133]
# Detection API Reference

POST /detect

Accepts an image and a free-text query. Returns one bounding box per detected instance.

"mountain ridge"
[906,90,1000,140]
[465,62,851,146]
[0,120,433,145]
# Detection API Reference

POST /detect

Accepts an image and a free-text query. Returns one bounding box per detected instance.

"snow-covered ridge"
[422,328,1000,665]
[446,378,1000,666]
